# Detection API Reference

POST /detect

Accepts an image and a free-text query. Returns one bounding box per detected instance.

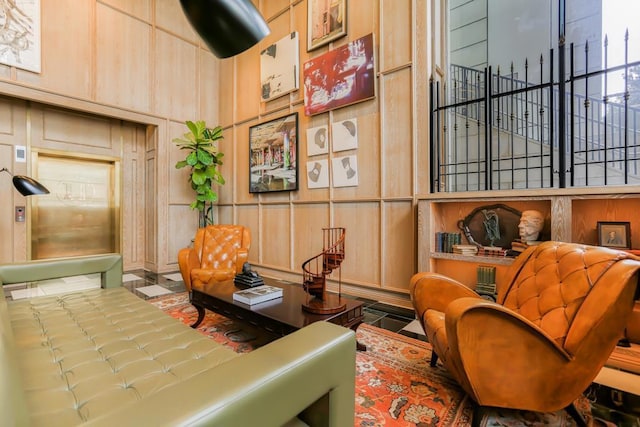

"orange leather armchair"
[178,224,251,294]
[411,241,640,425]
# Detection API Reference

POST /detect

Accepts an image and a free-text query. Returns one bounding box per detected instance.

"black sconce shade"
[180,0,270,58]
[13,175,49,196]
[1,168,49,196]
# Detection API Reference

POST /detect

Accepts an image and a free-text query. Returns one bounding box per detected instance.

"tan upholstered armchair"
[411,241,640,425]
[178,224,251,294]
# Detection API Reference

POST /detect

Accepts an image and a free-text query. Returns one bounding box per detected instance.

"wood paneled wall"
[0,0,219,272]
[0,0,440,307]
[216,0,432,306]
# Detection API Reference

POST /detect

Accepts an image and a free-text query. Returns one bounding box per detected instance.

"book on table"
[233,285,283,305]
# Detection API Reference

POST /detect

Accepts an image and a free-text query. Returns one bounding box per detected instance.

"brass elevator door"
[31,155,119,260]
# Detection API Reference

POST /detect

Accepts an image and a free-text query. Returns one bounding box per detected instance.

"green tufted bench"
[0,254,356,426]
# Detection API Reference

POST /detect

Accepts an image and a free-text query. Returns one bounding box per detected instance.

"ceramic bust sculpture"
[518,210,545,243]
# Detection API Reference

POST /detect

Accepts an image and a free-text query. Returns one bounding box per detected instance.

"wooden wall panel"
[235,48,262,122]
[382,201,415,291]
[168,120,192,205]
[381,0,412,70]
[346,0,378,41]
[381,68,413,198]
[261,204,292,268]
[99,0,152,21]
[218,59,235,128]
[155,0,197,42]
[262,0,290,20]
[36,107,116,156]
[334,202,380,284]
[121,123,146,270]
[236,204,260,264]
[0,144,13,262]
[19,0,92,97]
[168,205,197,263]
[292,203,330,269]
[199,50,220,124]
[153,30,197,120]
[96,4,151,112]
[233,123,253,204]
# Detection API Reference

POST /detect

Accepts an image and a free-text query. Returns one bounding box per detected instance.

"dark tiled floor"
[123,269,424,339]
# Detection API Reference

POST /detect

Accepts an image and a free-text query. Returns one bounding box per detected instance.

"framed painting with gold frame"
[307,0,347,51]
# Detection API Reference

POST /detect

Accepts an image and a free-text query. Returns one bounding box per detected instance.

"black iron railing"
[430,33,640,192]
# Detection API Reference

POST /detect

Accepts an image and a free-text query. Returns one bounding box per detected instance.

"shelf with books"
[418,188,640,289]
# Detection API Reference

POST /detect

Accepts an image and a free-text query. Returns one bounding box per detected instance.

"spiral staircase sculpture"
[301,227,346,314]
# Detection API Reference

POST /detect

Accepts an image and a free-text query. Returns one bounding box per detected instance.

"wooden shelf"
[430,252,515,266]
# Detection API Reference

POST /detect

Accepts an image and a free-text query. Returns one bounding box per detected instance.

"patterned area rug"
[149,292,593,426]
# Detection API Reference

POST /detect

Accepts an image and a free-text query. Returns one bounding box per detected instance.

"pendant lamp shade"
[180,0,270,58]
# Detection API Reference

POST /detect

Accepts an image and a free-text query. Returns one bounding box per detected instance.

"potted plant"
[173,120,225,227]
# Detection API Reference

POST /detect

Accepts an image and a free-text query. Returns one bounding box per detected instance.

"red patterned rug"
[149,292,594,426]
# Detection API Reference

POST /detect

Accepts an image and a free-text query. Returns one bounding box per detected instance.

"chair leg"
[565,402,587,427]
[191,305,206,328]
[430,351,439,367]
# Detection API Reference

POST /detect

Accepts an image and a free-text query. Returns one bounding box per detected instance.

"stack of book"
[233,285,283,305]
[477,246,509,257]
[476,265,497,301]
[510,240,529,253]
[452,244,479,255]
[435,232,462,253]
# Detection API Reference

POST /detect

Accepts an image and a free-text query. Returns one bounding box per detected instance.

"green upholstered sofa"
[0,254,356,427]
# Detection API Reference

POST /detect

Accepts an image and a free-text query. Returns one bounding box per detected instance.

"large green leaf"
[197,149,213,165]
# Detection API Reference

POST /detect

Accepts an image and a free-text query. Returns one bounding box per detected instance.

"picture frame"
[0,0,41,73]
[303,33,376,116]
[260,32,300,102]
[597,221,631,249]
[307,0,347,51]
[249,112,298,194]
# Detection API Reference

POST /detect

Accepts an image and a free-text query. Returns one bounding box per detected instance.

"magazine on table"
[233,284,283,305]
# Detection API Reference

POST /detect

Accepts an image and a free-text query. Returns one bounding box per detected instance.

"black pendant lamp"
[1,167,49,196]
[180,0,270,58]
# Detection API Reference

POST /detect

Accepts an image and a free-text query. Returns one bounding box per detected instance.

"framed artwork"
[332,155,358,187]
[249,113,298,193]
[331,118,358,152]
[303,33,375,116]
[306,159,329,189]
[0,0,41,73]
[306,125,329,156]
[307,0,347,51]
[260,32,300,101]
[597,221,631,249]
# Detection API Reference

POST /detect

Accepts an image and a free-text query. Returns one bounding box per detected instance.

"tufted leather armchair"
[411,241,640,424]
[178,224,251,294]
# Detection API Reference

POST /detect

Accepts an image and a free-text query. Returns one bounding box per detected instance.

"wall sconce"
[180,0,270,58]
[1,167,49,196]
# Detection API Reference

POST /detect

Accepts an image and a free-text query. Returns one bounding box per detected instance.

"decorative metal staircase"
[301,227,346,314]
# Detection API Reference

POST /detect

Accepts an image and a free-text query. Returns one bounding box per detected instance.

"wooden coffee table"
[190,277,364,337]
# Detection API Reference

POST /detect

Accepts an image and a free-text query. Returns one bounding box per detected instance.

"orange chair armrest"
[410,272,480,313]
[446,297,570,361]
[178,247,200,292]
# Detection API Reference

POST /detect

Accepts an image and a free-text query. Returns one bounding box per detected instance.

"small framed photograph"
[307,0,347,51]
[597,221,631,249]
